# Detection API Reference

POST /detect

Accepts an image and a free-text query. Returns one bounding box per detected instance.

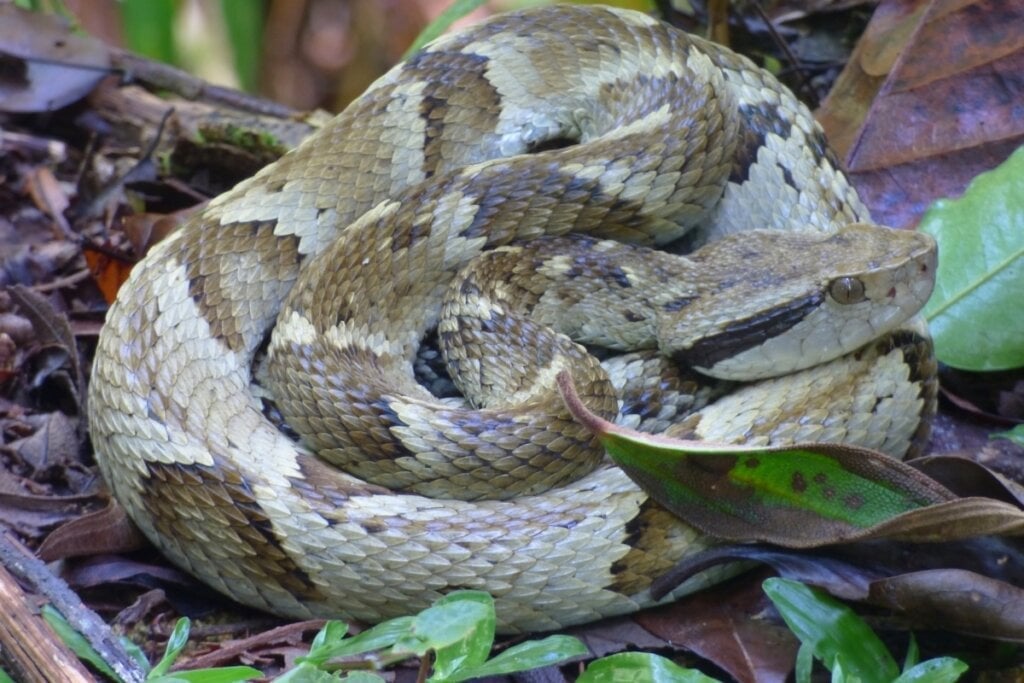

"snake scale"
[88,4,938,633]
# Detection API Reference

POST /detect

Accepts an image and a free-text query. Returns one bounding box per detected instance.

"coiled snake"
[88,4,938,633]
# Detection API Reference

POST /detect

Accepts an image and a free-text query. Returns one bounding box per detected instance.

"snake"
[88,4,939,633]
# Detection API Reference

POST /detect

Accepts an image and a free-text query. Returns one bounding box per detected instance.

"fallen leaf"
[868,569,1024,642]
[818,0,1024,228]
[39,499,148,562]
[0,5,111,112]
[557,371,956,546]
[636,570,799,683]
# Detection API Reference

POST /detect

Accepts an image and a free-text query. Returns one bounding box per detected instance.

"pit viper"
[88,4,938,633]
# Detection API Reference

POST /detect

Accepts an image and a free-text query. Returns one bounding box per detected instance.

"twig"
[108,49,299,119]
[0,561,93,683]
[174,619,325,671]
[750,1,819,108]
[0,528,147,683]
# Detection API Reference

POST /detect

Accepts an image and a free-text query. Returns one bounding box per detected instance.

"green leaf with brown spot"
[556,372,968,547]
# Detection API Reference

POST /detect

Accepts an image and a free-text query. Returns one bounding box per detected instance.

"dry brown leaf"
[818,0,1024,227]
[38,499,147,562]
[869,569,1024,641]
[636,571,798,683]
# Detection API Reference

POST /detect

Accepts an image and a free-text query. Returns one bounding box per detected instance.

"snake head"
[661,223,937,381]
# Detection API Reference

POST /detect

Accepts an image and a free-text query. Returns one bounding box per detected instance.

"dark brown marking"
[813,473,828,485]
[608,498,684,595]
[792,471,807,492]
[730,102,793,184]
[140,459,327,602]
[181,219,301,353]
[662,296,697,312]
[745,458,760,468]
[674,292,824,370]
[409,51,499,179]
[844,493,865,510]
[624,310,645,323]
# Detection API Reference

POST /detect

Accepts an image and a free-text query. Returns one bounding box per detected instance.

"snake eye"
[828,276,866,304]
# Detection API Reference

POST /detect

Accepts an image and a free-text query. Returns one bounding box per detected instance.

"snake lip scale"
[88,4,938,633]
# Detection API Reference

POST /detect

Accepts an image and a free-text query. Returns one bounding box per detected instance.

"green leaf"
[299,617,413,666]
[920,145,1024,371]
[893,658,968,683]
[402,0,489,58]
[273,662,339,683]
[763,578,898,683]
[219,0,264,92]
[120,0,178,64]
[902,633,919,671]
[148,666,262,683]
[407,591,494,681]
[121,636,151,673]
[795,642,814,683]
[992,424,1024,447]
[444,635,587,682]
[0,668,15,683]
[150,618,192,678]
[556,372,953,546]
[307,621,348,657]
[41,605,121,681]
[577,652,721,682]
[340,673,387,683]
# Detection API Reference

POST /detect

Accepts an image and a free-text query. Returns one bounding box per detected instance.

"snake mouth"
[670,291,824,373]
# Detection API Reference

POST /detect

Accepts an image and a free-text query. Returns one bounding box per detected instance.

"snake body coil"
[89,5,937,632]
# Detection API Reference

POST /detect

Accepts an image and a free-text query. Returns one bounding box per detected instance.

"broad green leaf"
[577,652,721,682]
[444,635,587,682]
[0,668,14,683]
[148,666,262,683]
[410,591,494,681]
[299,617,413,666]
[920,145,1024,370]
[41,605,121,681]
[556,372,954,546]
[403,0,489,58]
[763,578,898,683]
[893,658,968,683]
